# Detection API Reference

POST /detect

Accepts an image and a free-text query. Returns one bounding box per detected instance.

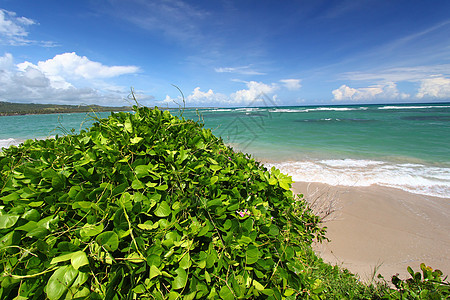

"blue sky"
[1,0,450,107]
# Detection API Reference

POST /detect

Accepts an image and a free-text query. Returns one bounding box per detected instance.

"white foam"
[267,107,369,113]
[268,109,300,113]
[378,105,450,110]
[0,138,20,149]
[320,159,385,168]
[235,107,260,112]
[208,109,233,112]
[264,159,450,198]
[300,107,368,113]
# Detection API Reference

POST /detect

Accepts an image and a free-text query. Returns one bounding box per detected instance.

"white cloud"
[332,82,409,101]
[340,64,450,83]
[188,87,224,104]
[161,81,279,107]
[0,9,35,38]
[0,53,140,105]
[231,81,278,104]
[214,66,265,75]
[18,52,139,83]
[417,76,450,99]
[0,52,14,69]
[332,85,357,100]
[280,79,302,90]
[0,9,55,46]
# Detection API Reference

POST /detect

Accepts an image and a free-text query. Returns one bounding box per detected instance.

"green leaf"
[219,286,234,300]
[284,288,296,296]
[79,223,104,238]
[253,279,265,291]
[246,245,260,265]
[0,214,20,229]
[204,270,211,283]
[51,252,74,265]
[135,165,150,178]
[154,201,171,217]
[178,148,189,163]
[72,201,92,210]
[22,209,40,222]
[155,184,168,191]
[52,174,65,189]
[261,289,274,296]
[130,136,143,144]
[179,253,191,269]
[279,180,290,190]
[118,192,133,211]
[210,176,218,185]
[131,179,145,189]
[67,286,90,299]
[26,226,48,238]
[15,221,38,232]
[72,271,89,287]
[172,268,188,290]
[138,221,159,230]
[206,198,222,208]
[268,176,277,185]
[46,265,79,300]
[207,158,218,165]
[210,165,222,172]
[0,192,20,202]
[96,231,119,252]
[124,118,133,133]
[168,291,180,300]
[71,251,89,270]
[149,265,162,279]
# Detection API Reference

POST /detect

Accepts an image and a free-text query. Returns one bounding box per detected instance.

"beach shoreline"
[291,181,450,282]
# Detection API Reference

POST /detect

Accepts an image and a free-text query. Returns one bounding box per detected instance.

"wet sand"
[291,182,450,282]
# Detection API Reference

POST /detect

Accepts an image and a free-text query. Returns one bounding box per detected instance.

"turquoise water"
[1,103,449,197]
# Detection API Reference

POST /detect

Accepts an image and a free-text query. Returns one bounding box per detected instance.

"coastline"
[291,182,450,281]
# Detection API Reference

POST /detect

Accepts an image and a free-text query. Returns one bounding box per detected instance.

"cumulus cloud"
[18,52,139,84]
[231,81,278,104]
[416,76,450,99]
[160,81,279,107]
[0,9,55,46]
[332,82,409,101]
[279,79,302,90]
[0,52,140,105]
[187,87,226,104]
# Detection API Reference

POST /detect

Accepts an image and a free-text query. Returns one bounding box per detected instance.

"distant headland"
[0,101,132,116]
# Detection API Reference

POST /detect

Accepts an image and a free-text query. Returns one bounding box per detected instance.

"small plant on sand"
[381,263,449,299]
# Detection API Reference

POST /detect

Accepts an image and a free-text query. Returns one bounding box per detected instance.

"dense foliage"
[0,107,327,299]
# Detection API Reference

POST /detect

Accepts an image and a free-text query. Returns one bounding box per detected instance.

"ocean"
[1,103,449,198]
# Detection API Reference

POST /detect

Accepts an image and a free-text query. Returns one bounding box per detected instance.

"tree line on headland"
[0,101,132,116]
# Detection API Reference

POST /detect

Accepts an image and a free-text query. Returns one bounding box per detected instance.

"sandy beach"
[291,182,450,282]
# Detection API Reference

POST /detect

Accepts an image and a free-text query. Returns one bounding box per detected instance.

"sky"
[1,0,450,107]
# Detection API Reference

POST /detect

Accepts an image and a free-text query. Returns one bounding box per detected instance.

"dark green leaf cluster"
[0,107,327,299]
[383,263,449,299]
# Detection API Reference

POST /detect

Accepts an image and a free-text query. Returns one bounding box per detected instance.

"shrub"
[0,107,326,299]
[383,263,449,299]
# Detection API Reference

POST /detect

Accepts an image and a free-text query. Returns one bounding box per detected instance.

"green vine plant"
[0,105,326,299]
